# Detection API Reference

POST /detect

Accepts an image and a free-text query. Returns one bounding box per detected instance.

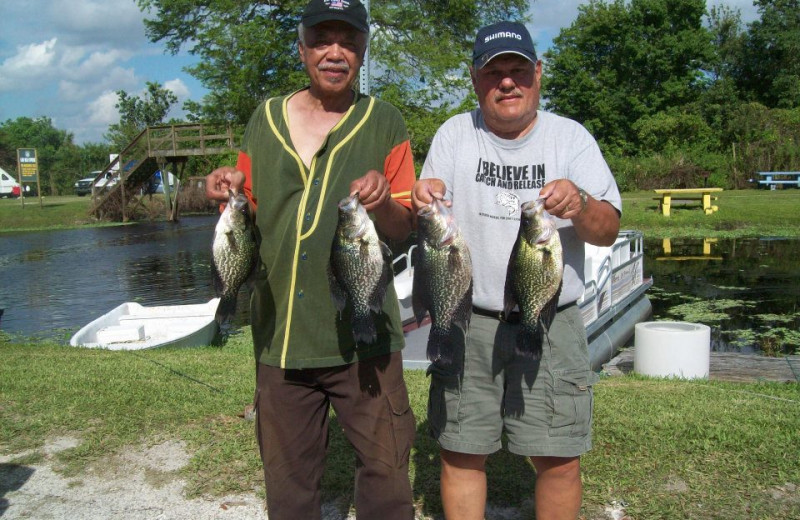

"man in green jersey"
[205,1,416,518]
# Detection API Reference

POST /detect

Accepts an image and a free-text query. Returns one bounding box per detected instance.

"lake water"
[1,218,798,354]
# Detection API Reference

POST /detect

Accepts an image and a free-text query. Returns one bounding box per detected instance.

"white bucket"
[634,321,710,379]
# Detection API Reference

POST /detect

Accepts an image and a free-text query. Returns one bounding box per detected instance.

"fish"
[328,192,393,344]
[212,189,259,325]
[504,198,563,359]
[412,198,473,365]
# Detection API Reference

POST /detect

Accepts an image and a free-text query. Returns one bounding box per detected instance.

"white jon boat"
[69,298,220,351]
[394,230,653,370]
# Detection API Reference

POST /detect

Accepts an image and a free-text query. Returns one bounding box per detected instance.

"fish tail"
[351,312,377,344]
[427,326,460,366]
[215,293,238,326]
[516,323,543,360]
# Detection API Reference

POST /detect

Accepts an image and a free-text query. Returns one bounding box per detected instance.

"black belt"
[472,302,576,324]
[472,306,520,324]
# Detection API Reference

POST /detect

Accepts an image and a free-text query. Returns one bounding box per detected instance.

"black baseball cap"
[301,0,369,33]
[472,21,537,69]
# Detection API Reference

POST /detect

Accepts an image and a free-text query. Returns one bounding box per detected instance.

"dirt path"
[0,437,564,520]
[1,437,266,519]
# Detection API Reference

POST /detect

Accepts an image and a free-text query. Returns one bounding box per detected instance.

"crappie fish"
[504,199,563,359]
[328,192,392,344]
[412,198,472,365]
[212,189,258,325]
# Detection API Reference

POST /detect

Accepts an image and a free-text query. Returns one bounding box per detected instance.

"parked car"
[142,171,176,195]
[74,176,94,196]
[93,171,117,191]
[75,171,118,196]
[1,168,21,198]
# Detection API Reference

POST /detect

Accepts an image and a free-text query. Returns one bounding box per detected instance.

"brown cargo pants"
[255,351,416,520]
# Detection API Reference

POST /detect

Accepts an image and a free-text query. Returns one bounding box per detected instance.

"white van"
[0,167,21,198]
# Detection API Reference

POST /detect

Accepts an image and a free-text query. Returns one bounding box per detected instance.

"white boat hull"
[69,298,220,351]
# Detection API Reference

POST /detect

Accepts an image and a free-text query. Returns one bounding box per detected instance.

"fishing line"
[126,351,225,394]
[685,381,800,404]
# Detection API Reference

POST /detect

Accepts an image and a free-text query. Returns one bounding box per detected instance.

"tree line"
[1,0,797,196]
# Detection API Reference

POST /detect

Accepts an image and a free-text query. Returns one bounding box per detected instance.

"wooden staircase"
[89,123,236,221]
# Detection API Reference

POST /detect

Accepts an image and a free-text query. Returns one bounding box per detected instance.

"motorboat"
[394,230,653,370]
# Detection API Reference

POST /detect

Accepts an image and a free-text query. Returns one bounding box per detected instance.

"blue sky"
[0,1,760,145]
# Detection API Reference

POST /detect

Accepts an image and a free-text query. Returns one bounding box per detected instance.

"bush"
[607,151,735,191]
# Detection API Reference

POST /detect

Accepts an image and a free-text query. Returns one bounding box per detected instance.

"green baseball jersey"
[237,89,415,369]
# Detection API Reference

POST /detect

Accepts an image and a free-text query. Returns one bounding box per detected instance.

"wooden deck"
[603,348,800,383]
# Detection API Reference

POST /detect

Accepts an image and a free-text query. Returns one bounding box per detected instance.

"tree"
[105,81,178,149]
[735,0,800,108]
[0,117,77,195]
[543,0,713,155]
[136,0,527,164]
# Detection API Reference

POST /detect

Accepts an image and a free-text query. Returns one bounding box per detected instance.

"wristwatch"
[577,188,589,214]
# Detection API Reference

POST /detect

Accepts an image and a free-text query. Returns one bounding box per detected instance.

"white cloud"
[49,0,147,49]
[59,66,138,102]
[86,90,121,126]
[164,79,190,101]
[0,39,59,91]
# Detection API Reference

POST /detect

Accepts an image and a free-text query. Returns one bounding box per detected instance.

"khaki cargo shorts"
[427,304,598,457]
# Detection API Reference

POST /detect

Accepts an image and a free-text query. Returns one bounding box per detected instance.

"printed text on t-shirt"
[474,158,546,190]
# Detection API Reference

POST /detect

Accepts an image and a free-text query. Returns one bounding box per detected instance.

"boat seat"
[96,324,145,343]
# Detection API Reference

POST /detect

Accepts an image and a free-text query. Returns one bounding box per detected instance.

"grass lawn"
[2,331,798,519]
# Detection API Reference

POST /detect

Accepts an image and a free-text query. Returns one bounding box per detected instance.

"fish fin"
[503,236,522,319]
[327,264,347,312]
[370,257,391,314]
[448,243,468,271]
[502,279,518,320]
[211,259,225,297]
[538,283,562,332]
[351,311,377,344]
[243,249,261,292]
[427,325,459,365]
[214,294,237,328]
[411,253,429,325]
[515,323,543,360]
[379,240,392,259]
[452,280,473,330]
[225,229,239,254]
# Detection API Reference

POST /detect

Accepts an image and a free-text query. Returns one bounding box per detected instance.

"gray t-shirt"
[420,109,622,310]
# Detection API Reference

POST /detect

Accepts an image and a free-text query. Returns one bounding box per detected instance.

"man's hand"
[539,179,585,220]
[411,178,448,212]
[206,167,245,202]
[350,170,391,212]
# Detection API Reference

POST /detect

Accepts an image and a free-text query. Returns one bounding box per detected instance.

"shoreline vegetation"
[2,188,799,519]
[2,189,800,238]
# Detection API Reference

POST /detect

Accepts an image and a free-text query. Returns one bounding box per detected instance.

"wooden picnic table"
[653,188,723,217]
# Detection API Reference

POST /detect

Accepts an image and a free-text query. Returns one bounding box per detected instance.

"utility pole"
[359,0,370,95]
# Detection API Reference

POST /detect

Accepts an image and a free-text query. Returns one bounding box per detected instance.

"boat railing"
[578,230,648,330]
[392,245,417,310]
[392,244,416,275]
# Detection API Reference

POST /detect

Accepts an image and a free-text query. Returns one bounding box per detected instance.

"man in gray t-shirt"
[412,21,621,520]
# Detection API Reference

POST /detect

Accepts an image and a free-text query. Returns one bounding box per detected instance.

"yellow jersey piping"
[277,94,370,368]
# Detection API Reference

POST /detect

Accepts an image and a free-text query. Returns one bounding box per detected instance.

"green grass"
[4,189,800,239]
[0,195,107,232]
[2,331,798,519]
[621,189,800,239]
